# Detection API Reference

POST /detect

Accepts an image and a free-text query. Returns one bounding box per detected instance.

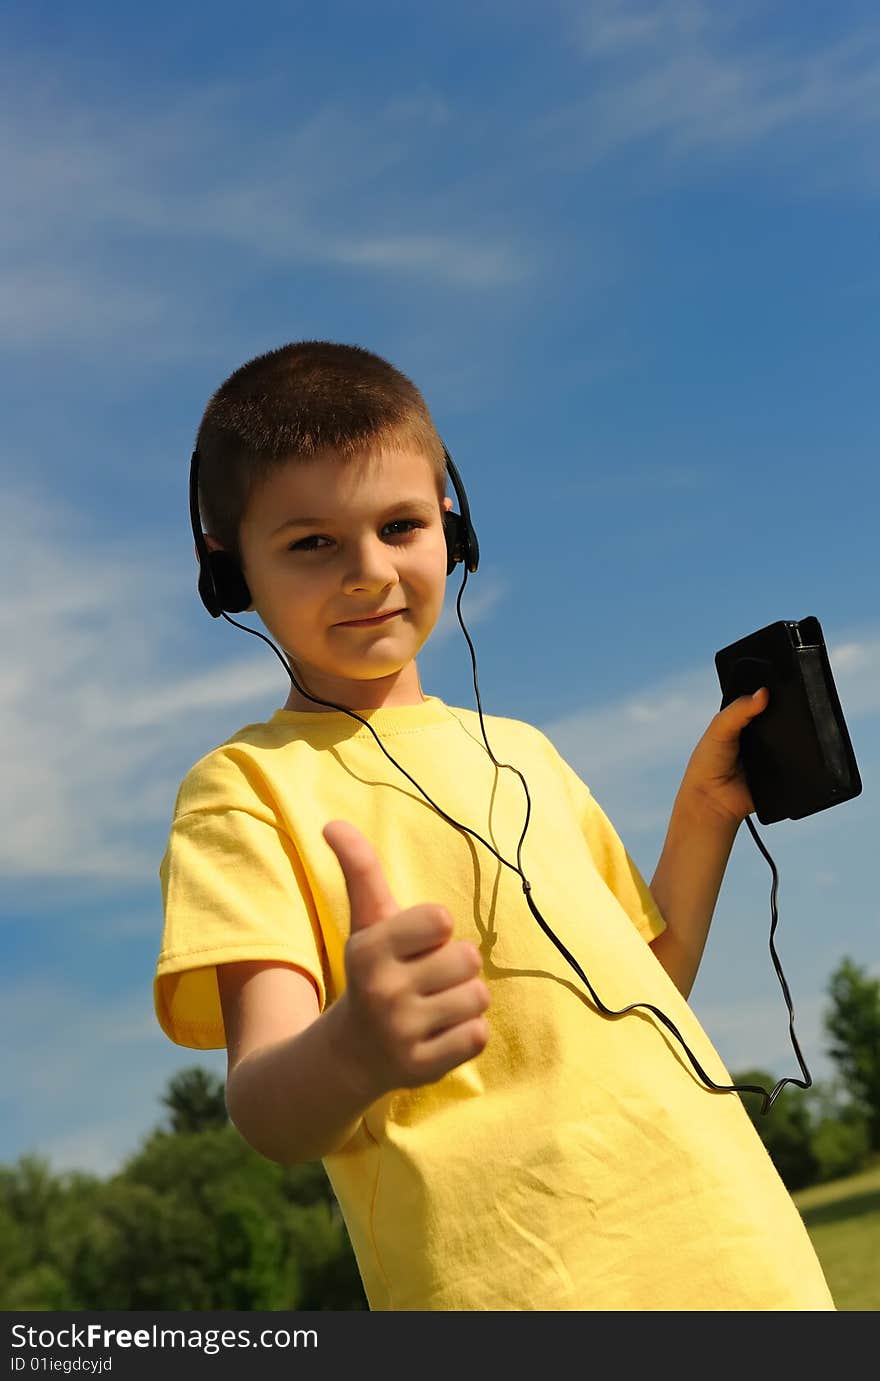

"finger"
[387,905,457,961]
[322,820,400,932]
[420,976,490,1037]
[407,938,482,993]
[408,1016,490,1084]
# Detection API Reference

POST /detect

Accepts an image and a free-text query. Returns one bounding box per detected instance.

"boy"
[155,340,834,1311]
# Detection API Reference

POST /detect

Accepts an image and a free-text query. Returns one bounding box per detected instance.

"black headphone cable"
[216,565,812,1114]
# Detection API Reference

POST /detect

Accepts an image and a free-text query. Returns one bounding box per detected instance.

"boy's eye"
[289,519,425,552]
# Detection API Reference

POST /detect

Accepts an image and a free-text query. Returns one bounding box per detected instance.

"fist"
[322,820,490,1093]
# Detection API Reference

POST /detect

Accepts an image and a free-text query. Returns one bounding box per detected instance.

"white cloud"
[827,636,880,717]
[0,486,283,880]
[0,266,175,347]
[333,234,524,287]
[542,663,714,790]
[545,0,880,185]
[0,65,527,351]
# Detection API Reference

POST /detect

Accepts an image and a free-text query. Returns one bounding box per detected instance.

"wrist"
[324,992,390,1108]
[673,781,743,836]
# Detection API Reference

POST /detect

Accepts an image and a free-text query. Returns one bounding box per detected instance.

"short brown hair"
[195,341,448,557]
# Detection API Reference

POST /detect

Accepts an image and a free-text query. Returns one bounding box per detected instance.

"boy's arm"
[220,963,381,1165]
[646,687,770,999]
[647,792,739,999]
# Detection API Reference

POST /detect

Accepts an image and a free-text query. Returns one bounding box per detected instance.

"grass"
[794,1163,880,1311]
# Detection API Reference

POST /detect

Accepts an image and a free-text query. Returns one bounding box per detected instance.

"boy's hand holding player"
[322,820,490,1097]
[678,686,770,827]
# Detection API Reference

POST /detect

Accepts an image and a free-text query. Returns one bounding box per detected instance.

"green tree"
[0,1199,33,1303]
[160,1065,229,1134]
[0,1159,103,1309]
[79,1124,366,1308]
[0,1154,66,1266]
[824,958,880,1151]
[811,1108,870,1182]
[0,1068,368,1311]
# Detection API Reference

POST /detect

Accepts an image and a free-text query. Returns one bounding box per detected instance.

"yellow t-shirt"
[155,696,834,1311]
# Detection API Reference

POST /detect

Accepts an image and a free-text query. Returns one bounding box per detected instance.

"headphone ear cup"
[204,551,253,614]
[444,510,464,576]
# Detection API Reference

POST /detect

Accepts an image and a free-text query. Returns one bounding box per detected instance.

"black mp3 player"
[715,617,862,826]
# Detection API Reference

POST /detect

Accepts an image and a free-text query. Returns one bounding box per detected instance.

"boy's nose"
[341,539,401,591]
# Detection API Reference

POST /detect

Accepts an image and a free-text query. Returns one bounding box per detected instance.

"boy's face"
[231,446,454,711]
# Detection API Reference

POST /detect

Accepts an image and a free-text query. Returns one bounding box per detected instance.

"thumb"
[742,685,770,717]
[719,685,770,735]
[323,820,400,933]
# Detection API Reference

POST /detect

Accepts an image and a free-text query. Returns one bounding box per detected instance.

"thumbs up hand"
[322,820,490,1097]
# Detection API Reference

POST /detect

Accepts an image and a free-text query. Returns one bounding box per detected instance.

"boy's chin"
[291,657,417,689]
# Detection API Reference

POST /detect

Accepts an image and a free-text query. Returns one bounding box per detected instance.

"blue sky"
[2,0,878,1176]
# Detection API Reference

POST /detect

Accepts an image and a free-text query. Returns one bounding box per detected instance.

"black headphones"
[188,444,480,619]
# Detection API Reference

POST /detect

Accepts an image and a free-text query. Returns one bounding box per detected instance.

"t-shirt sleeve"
[154,754,328,1050]
[545,739,667,944]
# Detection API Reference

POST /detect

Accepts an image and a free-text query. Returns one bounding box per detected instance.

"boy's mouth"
[336,608,405,627]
